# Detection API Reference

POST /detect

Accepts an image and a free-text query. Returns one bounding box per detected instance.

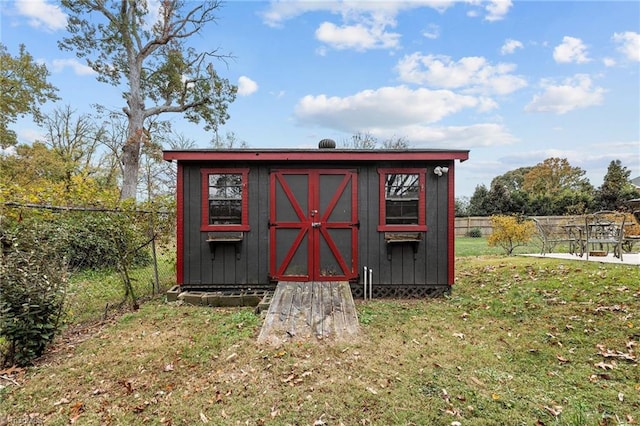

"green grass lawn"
[1,240,638,425]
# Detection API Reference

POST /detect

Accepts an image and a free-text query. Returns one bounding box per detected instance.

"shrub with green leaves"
[12,212,151,271]
[0,226,67,367]
[467,227,483,238]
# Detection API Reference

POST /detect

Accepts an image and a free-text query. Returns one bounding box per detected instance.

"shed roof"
[163,148,469,163]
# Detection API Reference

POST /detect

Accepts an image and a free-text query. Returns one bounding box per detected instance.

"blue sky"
[1,0,639,198]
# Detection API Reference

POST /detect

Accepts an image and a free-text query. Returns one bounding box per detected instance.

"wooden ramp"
[257,281,359,346]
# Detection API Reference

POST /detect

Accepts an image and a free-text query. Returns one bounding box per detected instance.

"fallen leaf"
[544,405,563,417]
[270,407,279,418]
[199,412,209,423]
[69,401,84,424]
[594,361,615,370]
[282,374,295,383]
[225,353,238,362]
[53,397,70,406]
[452,333,465,339]
[618,392,624,402]
[163,363,174,372]
[556,355,570,363]
[491,393,500,401]
[121,380,134,394]
[470,376,485,387]
[366,387,378,395]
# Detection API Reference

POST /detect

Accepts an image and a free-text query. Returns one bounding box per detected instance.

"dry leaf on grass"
[544,405,562,416]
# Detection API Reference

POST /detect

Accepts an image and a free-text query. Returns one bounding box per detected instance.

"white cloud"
[612,31,640,62]
[294,85,494,132]
[525,74,605,114]
[484,0,513,22]
[386,123,517,149]
[17,127,45,144]
[260,2,455,28]
[315,21,400,51]
[15,0,66,31]
[553,36,591,64]
[422,24,440,40]
[603,57,617,67]
[395,53,527,95]
[51,58,96,76]
[261,1,508,53]
[237,76,258,96]
[500,39,523,55]
[0,146,17,156]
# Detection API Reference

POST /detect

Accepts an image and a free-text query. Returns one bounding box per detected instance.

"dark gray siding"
[180,160,451,291]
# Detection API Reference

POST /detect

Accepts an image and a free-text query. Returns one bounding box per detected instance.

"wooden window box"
[206,232,244,260]
[384,232,422,260]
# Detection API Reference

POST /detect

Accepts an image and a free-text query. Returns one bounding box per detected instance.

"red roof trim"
[163,149,469,163]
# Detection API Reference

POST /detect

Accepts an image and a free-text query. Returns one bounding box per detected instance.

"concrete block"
[166,285,181,302]
[178,291,206,306]
[217,293,243,307]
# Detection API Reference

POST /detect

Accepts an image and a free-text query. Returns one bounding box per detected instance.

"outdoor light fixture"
[433,166,449,176]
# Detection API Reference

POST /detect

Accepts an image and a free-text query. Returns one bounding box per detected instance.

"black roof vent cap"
[318,138,336,149]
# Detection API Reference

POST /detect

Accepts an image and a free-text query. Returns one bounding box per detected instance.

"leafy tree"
[468,184,491,216]
[523,158,593,215]
[0,43,59,148]
[59,0,237,200]
[595,160,640,211]
[0,142,119,207]
[491,167,532,193]
[486,181,513,214]
[487,215,536,255]
[523,158,592,198]
[455,196,470,217]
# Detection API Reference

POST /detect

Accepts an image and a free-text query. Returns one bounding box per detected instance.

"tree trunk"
[120,36,145,201]
[120,120,144,200]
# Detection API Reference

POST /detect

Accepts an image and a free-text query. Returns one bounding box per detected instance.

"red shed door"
[270,169,358,282]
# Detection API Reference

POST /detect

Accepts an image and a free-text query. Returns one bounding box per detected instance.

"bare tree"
[41,105,106,189]
[59,0,237,200]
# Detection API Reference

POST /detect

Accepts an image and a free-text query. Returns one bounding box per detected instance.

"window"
[378,168,426,231]
[201,168,250,231]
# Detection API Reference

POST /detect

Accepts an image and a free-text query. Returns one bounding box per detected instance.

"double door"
[269,169,358,281]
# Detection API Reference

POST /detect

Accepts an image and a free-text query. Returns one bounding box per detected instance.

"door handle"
[312,222,322,228]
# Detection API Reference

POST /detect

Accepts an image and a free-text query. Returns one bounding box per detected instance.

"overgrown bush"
[467,227,483,238]
[0,225,67,366]
[13,212,151,271]
[487,215,536,255]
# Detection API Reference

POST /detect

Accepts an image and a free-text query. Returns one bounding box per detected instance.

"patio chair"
[585,211,625,261]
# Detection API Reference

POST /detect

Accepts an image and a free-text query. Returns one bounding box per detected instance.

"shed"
[163,144,469,298]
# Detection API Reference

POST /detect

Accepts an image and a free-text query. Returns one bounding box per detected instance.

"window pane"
[210,200,242,224]
[208,173,243,225]
[384,173,420,225]
[386,174,419,200]
[386,200,418,224]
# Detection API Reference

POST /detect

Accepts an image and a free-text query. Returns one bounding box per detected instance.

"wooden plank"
[257,281,359,345]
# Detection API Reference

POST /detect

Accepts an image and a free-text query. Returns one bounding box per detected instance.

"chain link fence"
[1,203,177,324]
